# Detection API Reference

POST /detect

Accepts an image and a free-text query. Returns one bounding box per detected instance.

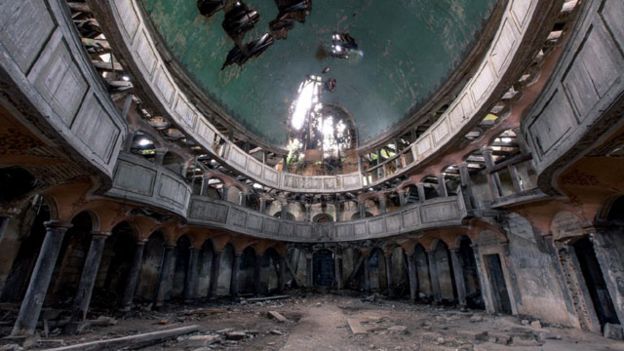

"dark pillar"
[254,254,262,295]
[437,174,448,197]
[120,240,146,311]
[384,252,394,297]
[407,253,418,302]
[335,201,342,222]
[281,200,289,219]
[259,198,266,213]
[459,163,475,209]
[184,248,199,302]
[508,165,523,193]
[11,221,71,336]
[67,232,109,330]
[221,187,229,202]
[304,204,311,222]
[427,251,442,303]
[417,183,426,202]
[305,251,313,288]
[209,251,222,298]
[334,252,343,290]
[358,201,366,219]
[230,253,241,297]
[379,195,387,214]
[363,256,371,293]
[398,191,407,207]
[155,245,176,307]
[471,245,494,313]
[277,256,286,292]
[0,216,9,242]
[482,149,502,199]
[450,249,467,307]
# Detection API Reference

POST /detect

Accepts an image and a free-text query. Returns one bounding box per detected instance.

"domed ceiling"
[140,0,499,147]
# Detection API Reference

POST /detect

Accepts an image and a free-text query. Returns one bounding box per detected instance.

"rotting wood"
[267,311,288,323]
[45,325,199,351]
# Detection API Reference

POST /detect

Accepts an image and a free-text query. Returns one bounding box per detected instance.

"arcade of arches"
[1,0,624,349]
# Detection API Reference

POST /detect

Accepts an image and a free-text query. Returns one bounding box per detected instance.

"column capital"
[44,220,73,230]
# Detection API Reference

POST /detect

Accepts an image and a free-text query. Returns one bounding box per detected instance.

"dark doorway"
[458,236,484,309]
[573,237,620,327]
[484,254,512,314]
[313,249,335,287]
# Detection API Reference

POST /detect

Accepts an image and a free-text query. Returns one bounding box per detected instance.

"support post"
[363,256,371,293]
[384,252,394,297]
[209,251,222,297]
[306,251,313,288]
[427,251,442,303]
[120,240,147,311]
[11,221,71,336]
[277,256,286,292]
[155,245,176,307]
[230,253,240,297]
[334,252,343,290]
[184,248,199,302]
[66,232,109,332]
[254,254,262,295]
[483,149,502,199]
[459,162,475,209]
[379,195,387,214]
[417,183,426,203]
[437,174,448,197]
[407,253,418,302]
[450,249,467,307]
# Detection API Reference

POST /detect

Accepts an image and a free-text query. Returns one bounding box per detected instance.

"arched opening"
[442,166,461,196]
[432,241,456,304]
[46,211,94,306]
[413,244,432,301]
[204,177,224,200]
[274,211,295,221]
[457,236,484,309]
[1,201,50,302]
[136,231,165,302]
[238,247,257,294]
[367,248,387,293]
[216,244,234,296]
[313,249,335,288]
[572,236,620,328]
[92,222,137,307]
[0,167,37,203]
[197,240,214,298]
[312,213,334,223]
[171,236,192,299]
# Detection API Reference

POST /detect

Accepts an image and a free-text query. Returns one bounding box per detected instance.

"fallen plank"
[267,311,288,323]
[45,325,199,351]
[347,318,367,335]
[244,295,290,303]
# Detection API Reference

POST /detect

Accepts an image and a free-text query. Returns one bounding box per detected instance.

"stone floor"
[1,294,623,350]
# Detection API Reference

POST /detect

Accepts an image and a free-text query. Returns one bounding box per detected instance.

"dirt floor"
[1,293,624,350]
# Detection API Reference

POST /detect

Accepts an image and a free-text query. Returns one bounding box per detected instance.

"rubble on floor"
[0,294,621,350]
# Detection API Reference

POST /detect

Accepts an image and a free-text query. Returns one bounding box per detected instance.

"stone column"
[384,252,394,297]
[184,248,199,302]
[450,249,467,307]
[305,251,313,288]
[590,229,624,324]
[379,195,387,214]
[398,191,407,207]
[437,174,448,197]
[471,245,495,313]
[155,244,176,307]
[209,250,222,297]
[11,221,71,336]
[363,256,371,293]
[458,163,475,209]
[358,201,366,219]
[406,253,418,302]
[417,183,426,203]
[0,216,9,242]
[508,165,523,193]
[230,253,241,297]
[482,149,502,199]
[277,256,286,292]
[334,252,343,290]
[304,203,311,222]
[120,240,147,311]
[221,187,229,202]
[254,254,262,295]
[67,232,109,331]
[335,201,342,222]
[259,198,267,213]
[427,251,442,303]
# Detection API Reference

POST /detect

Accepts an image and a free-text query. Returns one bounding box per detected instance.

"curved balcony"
[107,153,192,217]
[0,0,126,178]
[107,153,467,242]
[521,0,624,192]
[90,0,554,193]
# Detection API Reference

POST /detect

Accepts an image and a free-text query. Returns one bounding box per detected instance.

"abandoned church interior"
[1,0,624,349]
